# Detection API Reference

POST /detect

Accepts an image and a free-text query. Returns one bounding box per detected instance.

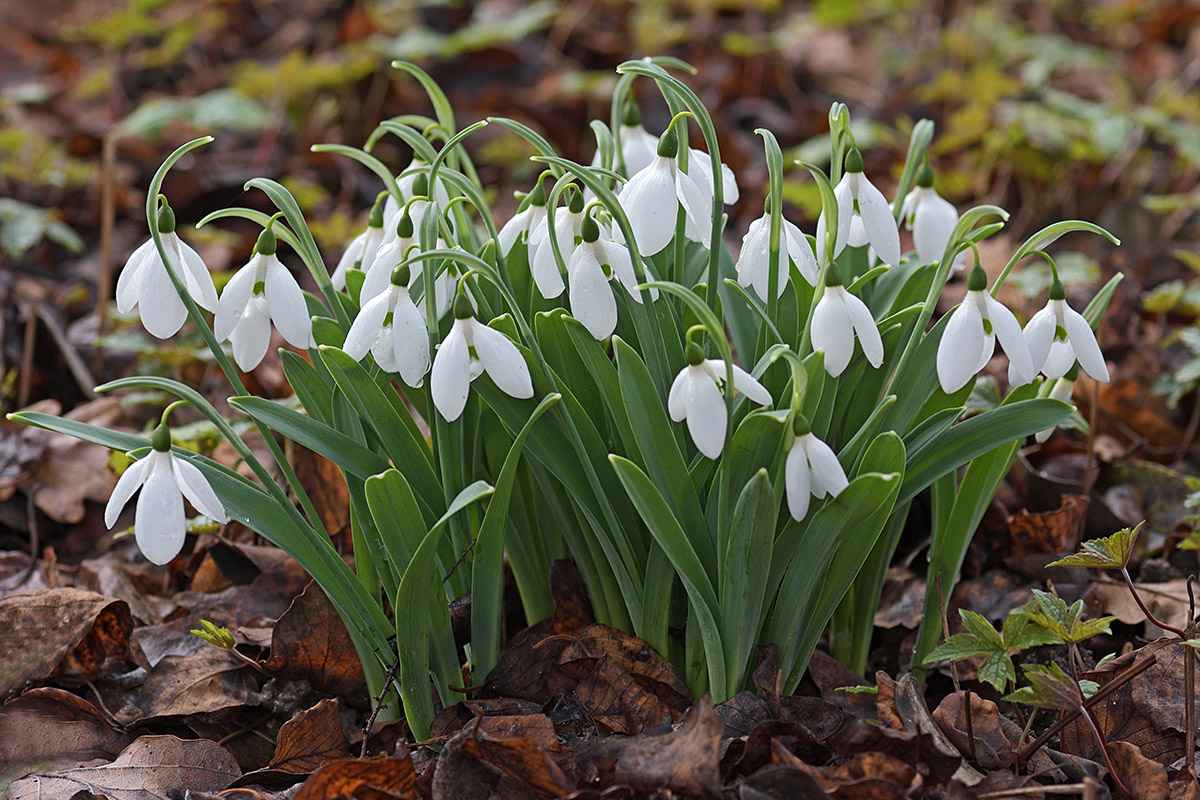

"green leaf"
[978,652,1017,693]
[719,469,776,696]
[925,634,993,662]
[1004,662,1085,710]
[959,609,1004,647]
[1047,522,1142,569]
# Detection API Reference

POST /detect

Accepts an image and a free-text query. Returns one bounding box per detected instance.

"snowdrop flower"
[592,101,658,178]
[431,292,534,422]
[1036,371,1077,443]
[687,147,739,206]
[344,265,429,388]
[498,180,548,257]
[214,226,312,371]
[331,194,386,291]
[668,342,772,459]
[936,264,1035,393]
[784,416,849,522]
[618,129,712,256]
[117,200,219,339]
[362,212,418,301]
[528,189,586,299]
[1024,279,1109,382]
[900,163,963,271]
[105,424,225,566]
[736,207,819,301]
[810,273,884,378]
[816,148,901,268]
[568,216,642,340]
[382,160,451,230]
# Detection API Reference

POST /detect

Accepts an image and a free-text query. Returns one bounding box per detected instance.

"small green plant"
[12,59,1121,739]
[925,608,1060,693]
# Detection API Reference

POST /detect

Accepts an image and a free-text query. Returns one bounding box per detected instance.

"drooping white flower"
[344,265,429,387]
[900,163,963,271]
[361,212,417,302]
[528,191,586,299]
[736,212,819,301]
[382,161,452,232]
[116,202,219,339]
[667,345,773,459]
[810,280,884,378]
[105,426,226,566]
[784,421,849,522]
[214,227,312,371]
[687,147,740,205]
[936,265,1035,393]
[815,148,901,268]
[1036,374,1076,443]
[331,195,387,291]
[618,129,712,257]
[431,295,534,422]
[568,217,644,340]
[1024,281,1109,382]
[498,181,549,257]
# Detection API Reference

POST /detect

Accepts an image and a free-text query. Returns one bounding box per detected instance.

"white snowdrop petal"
[985,295,1035,386]
[265,261,312,349]
[105,456,151,529]
[720,162,740,204]
[117,239,156,313]
[783,219,819,286]
[569,247,617,340]
[1063,304,1109,382]
[937,298,985,394]
[811,290,854,377]
[431,322,472,421]
[832,178,855,257]
[844,290,884,368]
[214,262,257,342]
[726,363,772,406]
[667,368,690,422]
[134,458,186,566]
[230,296,272,371]
[172,456,225,522]
[676,168,713,245]
[785,441,811,522]
[177,238,218,311]
[686,373,727,459]
[912,192,958,264]
[804,435,849,497]
[390,293,430,388]
[342,292,392,361]
[498,207,529,255]
[619,159,678,256]
[474,322,534,400]
[332,230,368,290]
[529,219,568,299]
[139,255,189,338]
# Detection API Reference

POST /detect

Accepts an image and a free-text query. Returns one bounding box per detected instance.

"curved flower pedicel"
[1024,278,1110,382]
[117,199,219,339]
[105,424,226,566]
[901,163,962,270]
[810,274,884,378]
[736,210,819,301]
[785,416,849,522]
[431,292,535,422]
[568,216,642,340]
[936,264,1035,393]
[214,226,312,371]
[816,148,901,268]
[344,265,429,388]
[618,128,712,256]
[668,342,773,459]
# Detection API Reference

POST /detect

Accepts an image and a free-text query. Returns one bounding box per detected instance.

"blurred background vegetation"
[2,0,1199,425]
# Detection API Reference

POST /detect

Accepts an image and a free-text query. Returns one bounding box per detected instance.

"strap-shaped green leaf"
[719,469,777,696]
[230,396,387,479]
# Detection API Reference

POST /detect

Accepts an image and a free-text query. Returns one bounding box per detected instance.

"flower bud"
[581,215,599,244]
[791,412,812,437]
[568,188,584,214]
[391,264,411,287]
[151,423,172,453]
[157,201,176,234]
[622,100,641,127]
[685,341,705,366]
[967,263,988,292]
[916,162,934,189]
[657,128,678,159]
[844,147,864,174]
[255,225,277,256]
[453,289,473,320]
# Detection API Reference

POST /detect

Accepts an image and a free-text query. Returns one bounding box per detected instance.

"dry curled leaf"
[0,687,130,773]
[265,582,366,699]
[270,698,348,774]
[294,756,416,800]
[112,647,260,726]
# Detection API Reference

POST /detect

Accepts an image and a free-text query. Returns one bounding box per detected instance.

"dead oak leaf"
[5,734,240,800]
[294,756,416,800]
[113,647,260,726]
[1110,741,1168,800]
[264,582,365,699]
[270,698,348,774]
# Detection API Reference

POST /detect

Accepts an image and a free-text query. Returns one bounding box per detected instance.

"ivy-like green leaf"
[1046,522,1142,569]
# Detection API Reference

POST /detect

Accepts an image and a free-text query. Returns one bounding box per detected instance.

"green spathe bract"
[12,60,1119,738]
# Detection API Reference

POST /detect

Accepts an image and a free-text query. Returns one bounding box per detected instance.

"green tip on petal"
[1049,277,1065,300]
[397,212,414,239]
[255,225,277,256]
[156,202,176,234]
[453,290,473,320]
[391,264,410,287]
[622,100,641,127]
[917,162,934,188]
[685,341,705,366]
[657,128,678,159]
[581,216,599,243]
[844,147,864,174]
[967,263,988,292]
[368,196,385,228]
[151,423,171,452]
[791,413,811,437]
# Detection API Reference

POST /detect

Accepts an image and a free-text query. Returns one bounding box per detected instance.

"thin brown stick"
[18,300,36,409]
[1187,576,1197,771]
[979,783,1102,799]
[1121,567,1186,637]
[936,574,977,765]
[1017,654,1157,765]
[361,650,402,757]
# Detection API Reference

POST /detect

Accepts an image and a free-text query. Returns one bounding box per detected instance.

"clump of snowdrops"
[12,58,1121,738]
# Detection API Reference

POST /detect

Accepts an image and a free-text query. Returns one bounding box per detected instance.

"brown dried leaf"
[0,687,130,772]
[733,765,832,799]
[5,734,240,799]
[613,697,723,798]
[548,559,595,635]
[930,691,1015,771]
[875,672,903,731]
[793,750,921,799]
[458,718,576,797]
[292,447,351,536]
[113,648,260,725]
[0,588,131,695]
[1006,494,1089,556]
[1110,741,1168,800]
[31,398,123,523]
[270,698,347,774]
[1086,578,1191,635]
[265,582,366,698]
[294,756,416,800]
